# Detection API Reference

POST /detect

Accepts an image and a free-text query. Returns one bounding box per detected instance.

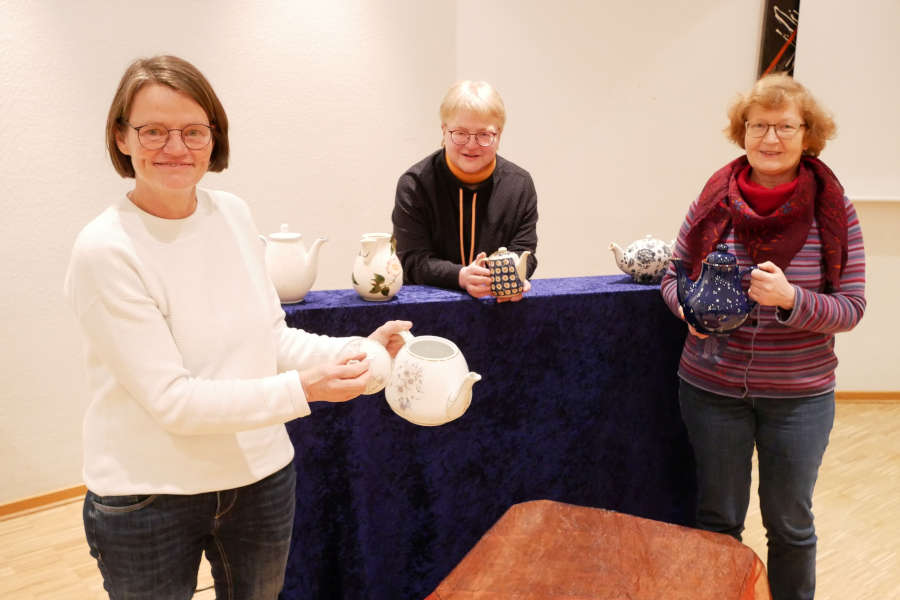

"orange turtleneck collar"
[445,152,496,185]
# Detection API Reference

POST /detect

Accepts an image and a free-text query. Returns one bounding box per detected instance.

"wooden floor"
[1,403,898,599]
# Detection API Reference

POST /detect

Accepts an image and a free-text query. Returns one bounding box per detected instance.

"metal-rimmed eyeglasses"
[122,120,214,150]
[745,121,806,140]
[447,129,497,147]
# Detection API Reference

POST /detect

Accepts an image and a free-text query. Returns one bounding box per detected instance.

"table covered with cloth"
[425,499,771,600]
[279,275,695,600]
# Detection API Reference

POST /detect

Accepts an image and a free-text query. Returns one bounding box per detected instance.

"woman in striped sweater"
[660,74,866,600]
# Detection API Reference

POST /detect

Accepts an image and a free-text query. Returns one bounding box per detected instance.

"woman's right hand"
[678,306,709,339]
[458,252,492,298]
[299,355,370,403]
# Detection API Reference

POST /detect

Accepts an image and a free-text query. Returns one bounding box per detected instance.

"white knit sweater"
[65,188,347,495]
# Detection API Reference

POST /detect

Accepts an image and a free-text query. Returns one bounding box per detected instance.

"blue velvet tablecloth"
[280,275,694,600]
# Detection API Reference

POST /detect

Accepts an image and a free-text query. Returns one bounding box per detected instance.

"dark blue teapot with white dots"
[671,243,757,335]
[479,247,531,298]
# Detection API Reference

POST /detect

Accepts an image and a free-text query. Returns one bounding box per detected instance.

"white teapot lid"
[488,246,515,259]
[269,223,302,241]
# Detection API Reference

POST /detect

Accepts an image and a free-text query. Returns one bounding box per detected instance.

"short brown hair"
[106,55,229,177]
[439,81,507,132]
[724,73,836,157]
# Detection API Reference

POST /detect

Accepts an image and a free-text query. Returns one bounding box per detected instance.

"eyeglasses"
[447,129,497,147]
[745,120,806,140]
[123,120,214,150]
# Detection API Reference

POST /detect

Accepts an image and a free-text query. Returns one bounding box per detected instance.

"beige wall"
[0,0,455,504]
[792,0,900,390]
[1,0,895,503]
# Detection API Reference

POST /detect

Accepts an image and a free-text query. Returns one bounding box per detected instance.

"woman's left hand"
[748,261,796,310]
[368,320,413,357]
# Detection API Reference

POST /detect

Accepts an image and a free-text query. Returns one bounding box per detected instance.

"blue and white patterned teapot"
[609,235,674,284]
[671,243,757,335]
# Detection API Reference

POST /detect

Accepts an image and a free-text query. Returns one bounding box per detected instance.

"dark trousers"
[83,462,296,600]
[679,380,834,600]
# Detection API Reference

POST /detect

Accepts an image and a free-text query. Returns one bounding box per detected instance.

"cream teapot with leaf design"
[352,233,403,301]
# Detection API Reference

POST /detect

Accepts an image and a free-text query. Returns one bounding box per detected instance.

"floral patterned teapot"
[609,234,674,284]
[671,243,757,335]
[385,331,481,426]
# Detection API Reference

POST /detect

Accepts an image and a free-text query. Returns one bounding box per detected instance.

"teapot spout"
[448,372,481,421]
[608,242,625,269]
[307,237,327,276]
[670,257,696,306]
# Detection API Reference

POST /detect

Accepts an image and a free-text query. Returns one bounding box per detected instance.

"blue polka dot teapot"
[478,247,531,298]
[671,243,757,335]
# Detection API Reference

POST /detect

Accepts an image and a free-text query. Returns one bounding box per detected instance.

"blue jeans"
[679,380,834,600]
[83,462,296,600]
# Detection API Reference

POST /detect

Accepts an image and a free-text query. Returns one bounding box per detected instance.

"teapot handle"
[740,265,758,310]
[398,330,414,344]
[259,234,267,246]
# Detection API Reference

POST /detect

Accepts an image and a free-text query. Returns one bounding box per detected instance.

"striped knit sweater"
[660,196,866,399]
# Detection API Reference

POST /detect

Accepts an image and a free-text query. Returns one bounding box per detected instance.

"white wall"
[1,0,895,503]
[0,0,455,504]
[793,0,900,390]
[455,0,763,277]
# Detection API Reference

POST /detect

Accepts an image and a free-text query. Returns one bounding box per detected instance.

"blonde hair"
[724,72,836,156]
[106,55,229,177]
[439,80,506,131]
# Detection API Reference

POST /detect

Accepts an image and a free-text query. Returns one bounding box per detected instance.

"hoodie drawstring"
[459,188,477,266]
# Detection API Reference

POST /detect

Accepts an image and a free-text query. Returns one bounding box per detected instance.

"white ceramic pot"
[337,337,392,395]
[260,224,327,303]
[352,233,403,301]
[385,331,481,426]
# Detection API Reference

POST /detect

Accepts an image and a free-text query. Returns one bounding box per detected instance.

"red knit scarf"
[682,155,848,290]
[736,165,798,216]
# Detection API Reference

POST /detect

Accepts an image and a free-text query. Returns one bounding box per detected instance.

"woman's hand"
[496,279,531,303]
[749,261,796,309]
[299,357,370,403]
[368,319,413,357]
[458,252,492,298]
[678,306,709,339]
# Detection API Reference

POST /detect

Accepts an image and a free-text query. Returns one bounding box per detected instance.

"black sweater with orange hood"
[391,148,538,290]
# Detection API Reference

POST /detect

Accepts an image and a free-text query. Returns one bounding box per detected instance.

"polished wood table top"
[426,499,771,600]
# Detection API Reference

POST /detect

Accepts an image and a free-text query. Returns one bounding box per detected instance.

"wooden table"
[426,499,771,600]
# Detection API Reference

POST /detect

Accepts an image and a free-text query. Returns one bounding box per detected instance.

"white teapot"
[385,331,481,426]
[609,234,674,284]
[260,224,326,303]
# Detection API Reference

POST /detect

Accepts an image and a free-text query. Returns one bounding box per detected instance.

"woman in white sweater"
[64,55,410,599]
